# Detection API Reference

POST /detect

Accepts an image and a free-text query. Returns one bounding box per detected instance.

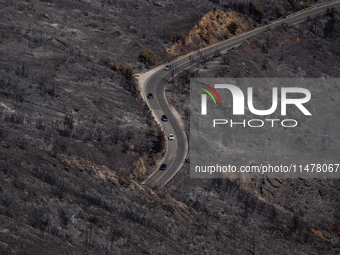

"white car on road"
[164,64,171,71]
[168,134,174,140]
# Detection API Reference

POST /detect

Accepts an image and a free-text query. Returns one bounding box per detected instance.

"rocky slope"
[165,9,256,56]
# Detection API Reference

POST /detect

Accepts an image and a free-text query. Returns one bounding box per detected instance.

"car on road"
[168,134,174,140]
[147,92,153,99]
[161,115,168,122]
[164,64,171,71]
[159,164,167,170]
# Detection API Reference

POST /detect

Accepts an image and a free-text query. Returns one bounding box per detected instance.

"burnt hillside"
[0,0,339,254]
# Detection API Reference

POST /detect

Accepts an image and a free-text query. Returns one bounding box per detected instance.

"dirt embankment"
[165,9,256,56]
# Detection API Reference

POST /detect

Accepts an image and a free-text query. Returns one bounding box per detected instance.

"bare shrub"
[88,215,100,225]
[94,127,103,142]
[52,138,68,155]
[121,143,129,153]
[106,62,134,80]
[4,208,14,218]
[36,118,45,130]
[12,179,26,190]
[133,144,143,154]
[52,180,66,199]
[32,167,56,186]
[138,49,157,68]
[116,172,131,187]
[29,210,50,232]
[5,113,24,124]
[17,137,28,150]
[73,126,85,140]
[91,115,97,124]
[60,112,74,137]
[214,49,221,58]
[0,129,5,139]
[59,209,71,228]
[223,56,229,65]
[173,33,186,43]
[110,228,125,241]
[228,21,238,35]
[153,126,166,153]
[46,82,59,97]
[274,5,284,18]
[82,130,93,142]
[248,1,264,22]
[1,195,12,207]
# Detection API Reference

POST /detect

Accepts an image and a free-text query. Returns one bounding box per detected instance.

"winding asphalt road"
[141,1,340,188]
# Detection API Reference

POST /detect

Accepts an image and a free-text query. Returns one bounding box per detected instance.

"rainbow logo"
[197,82,222,106]
[197,82,222,111]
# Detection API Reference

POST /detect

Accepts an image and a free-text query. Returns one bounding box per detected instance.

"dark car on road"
[159,164,167,170]
[147,92,153,99]
[161,115,168,122]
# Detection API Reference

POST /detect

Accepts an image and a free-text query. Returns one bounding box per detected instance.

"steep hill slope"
[166,9,340,251]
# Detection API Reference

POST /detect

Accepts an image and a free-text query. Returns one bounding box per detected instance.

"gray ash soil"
[0,0,339,254]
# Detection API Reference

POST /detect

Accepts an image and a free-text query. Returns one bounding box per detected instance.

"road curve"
[139,1,340,188]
